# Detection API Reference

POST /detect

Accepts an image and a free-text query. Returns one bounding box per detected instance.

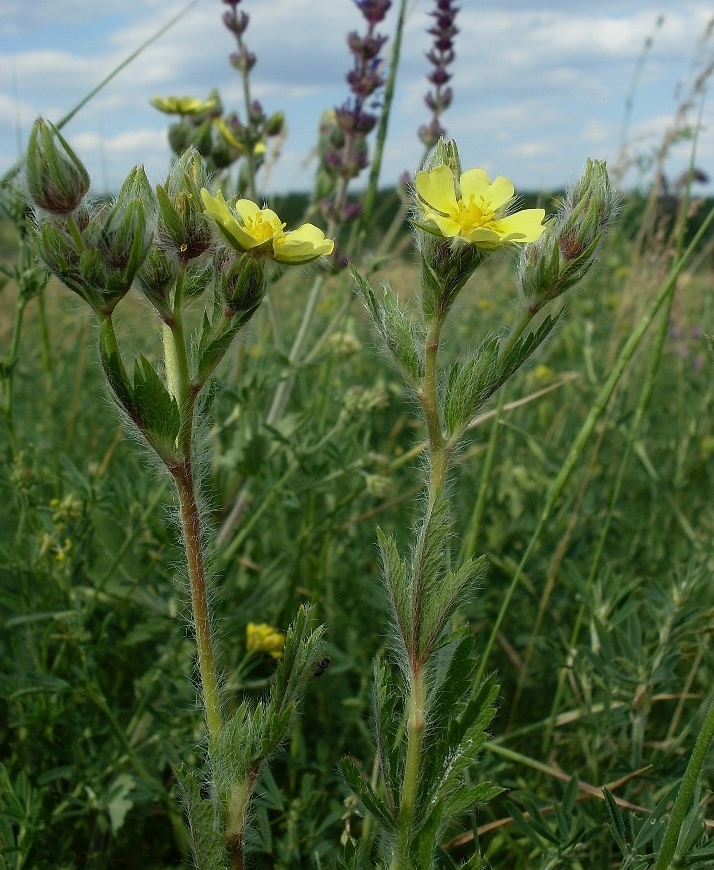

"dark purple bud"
[341,201,363,222]
[230,47,256,73]
[418,119,445,149]
[347,31,388,61]
[249,100,264,123]
[324,150,343,170]
[354,0,392,25]
[428,66,451,86]
[347,66,385,98]
[335,106,377,135]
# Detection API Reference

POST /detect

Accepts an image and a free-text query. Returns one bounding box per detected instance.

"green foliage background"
[3,192,714,868]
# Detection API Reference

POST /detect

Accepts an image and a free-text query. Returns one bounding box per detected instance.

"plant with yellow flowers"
[346,140,616,870]
[22,118,330,870]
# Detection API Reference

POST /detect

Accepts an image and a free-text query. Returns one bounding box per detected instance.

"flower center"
[453,194,497,234]
[244,212,285,245]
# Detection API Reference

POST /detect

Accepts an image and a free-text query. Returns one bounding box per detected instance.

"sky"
[1,0,713,198]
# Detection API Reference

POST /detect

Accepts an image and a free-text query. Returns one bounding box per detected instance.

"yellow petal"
[497,208,546,242]
[463,226,504,248]
[422,211,464,239]
[415,165,458,215]
[459,168,492,200]
[484,175,514,210]
[273,223,334,264]
[201,189,265,251]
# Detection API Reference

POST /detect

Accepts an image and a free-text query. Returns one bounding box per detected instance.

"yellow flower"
[415,164,546,250]
[246,622,285,660]
[214,118,267,156]
[200,189,334,264]
[150,96,218,116]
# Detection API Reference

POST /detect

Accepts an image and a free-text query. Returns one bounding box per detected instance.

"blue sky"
[1,1,712,197]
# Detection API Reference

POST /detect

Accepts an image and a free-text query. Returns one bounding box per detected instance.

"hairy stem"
[174,463,222,748]
[392,667,427,869]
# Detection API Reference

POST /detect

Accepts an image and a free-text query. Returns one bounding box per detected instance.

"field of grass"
[3,1,714,866]
[3,178,714,868]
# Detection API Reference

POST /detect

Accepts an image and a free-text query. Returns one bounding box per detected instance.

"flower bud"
[214,247,265,317]
[86,166,154,311]
[26,118,90,214]
[516,159,616,309]
[167,121,192,157]
[156,148,213,261]
[135,248,178,318]
[29,217,85,298]
[264,111,285,137]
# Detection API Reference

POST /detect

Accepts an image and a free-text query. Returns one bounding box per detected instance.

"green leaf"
[372,658,403,819]
[352,266,423,385]
[376,528,413,661]
[338,758,395,832]
[132,354,181,445]
[498,313,562,384]
[175,767,229,870]
[197,316,244,384]
[444,336,500,436]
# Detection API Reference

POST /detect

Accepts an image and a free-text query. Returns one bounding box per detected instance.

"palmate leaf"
[213,606,324,803]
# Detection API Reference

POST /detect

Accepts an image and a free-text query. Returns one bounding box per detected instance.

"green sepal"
[174,766,229,870]
[132,355,181,447]
[156,184,184,246]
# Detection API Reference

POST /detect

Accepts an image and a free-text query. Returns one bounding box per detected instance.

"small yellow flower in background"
[214,118,267,156]
[534,364,552,382]
[150,96,218,116]
[200,189,334,264]
[415,164,546,250]
[246,622,286,659]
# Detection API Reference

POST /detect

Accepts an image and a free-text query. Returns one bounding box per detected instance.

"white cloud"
[1,1,712,195]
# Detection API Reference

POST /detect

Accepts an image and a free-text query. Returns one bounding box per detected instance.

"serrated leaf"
[443,781,503,817]
[444,336,500,436]
[339,758,395,832]
[175,767,229,870]
[377,528,412,660]
[197,316,244,383]
[373,658,403,818]
[132,355,181,444]
[498,313,562,384]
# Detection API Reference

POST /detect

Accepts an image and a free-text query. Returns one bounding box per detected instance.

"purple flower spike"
[319,0,392,206]
[420,0,459,149]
